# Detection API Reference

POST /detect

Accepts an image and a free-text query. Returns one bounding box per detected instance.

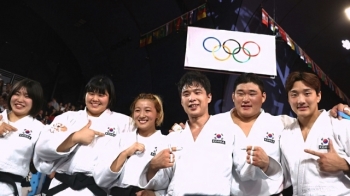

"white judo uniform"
[281,110,350,196]
[215,110,286,196]
[0,110,44,196]
[139,116,237,196]
[34,109,133,196]
[94,130,167,196]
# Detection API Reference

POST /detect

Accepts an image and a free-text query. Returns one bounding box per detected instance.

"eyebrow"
[236,89,257,92]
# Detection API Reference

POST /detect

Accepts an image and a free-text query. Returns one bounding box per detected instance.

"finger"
[304,149,322,157]
[94,131,105,137]
[245,145,255,151]
[171,146,183,151]
[3,124,17,131]
[0,115,2,121]
[179,122,185,129]
[85,120,91,128]
[135,190,144,196]
[168,129,174,133]
[344,106,350,115]
[328,139,335,153]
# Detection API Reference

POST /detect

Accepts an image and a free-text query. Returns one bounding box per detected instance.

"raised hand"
[329,104,350,119]
[169,123,185,133]
[304,139,349,172]
[72,120,104,145]
[245,146,270,172]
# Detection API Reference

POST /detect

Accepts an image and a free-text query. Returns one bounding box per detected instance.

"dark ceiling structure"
[1,0,350,128]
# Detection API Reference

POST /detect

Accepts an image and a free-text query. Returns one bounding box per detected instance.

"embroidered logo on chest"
[19,129,32,140]
[212,133,225,144]
[150,147,157,156]
[319,138,330,149]
[105,127,116,137]
[264,132,275,144]
[50,123,67,133]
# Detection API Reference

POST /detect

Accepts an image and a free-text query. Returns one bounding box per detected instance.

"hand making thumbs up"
[72,120,105,145]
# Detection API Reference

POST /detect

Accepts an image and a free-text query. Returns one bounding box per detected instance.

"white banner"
[184,27,276,76]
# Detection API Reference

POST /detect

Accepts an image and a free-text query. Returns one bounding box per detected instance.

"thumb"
[0,115,3,121]
[179,122,185,129]
[94,131,105,137]
[85,120,91,128]
[328,139,336,153]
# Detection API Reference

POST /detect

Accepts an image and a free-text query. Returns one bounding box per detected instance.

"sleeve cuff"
[256,157,283,180]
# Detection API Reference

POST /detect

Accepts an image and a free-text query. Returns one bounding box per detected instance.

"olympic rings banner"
[184,27,277,76]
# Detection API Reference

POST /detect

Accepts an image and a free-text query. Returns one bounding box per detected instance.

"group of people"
[0,70,349,196]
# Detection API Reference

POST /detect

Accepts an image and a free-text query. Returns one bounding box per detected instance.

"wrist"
[340,158,350,172]
[71,132,80,144]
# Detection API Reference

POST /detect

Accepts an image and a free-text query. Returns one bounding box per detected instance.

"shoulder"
[110,111,132,121]
[212,111,231,119]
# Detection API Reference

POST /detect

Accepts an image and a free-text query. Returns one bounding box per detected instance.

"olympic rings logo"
[202,37,261,63]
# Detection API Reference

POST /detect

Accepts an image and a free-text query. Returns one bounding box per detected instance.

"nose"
[242,94,250,102]
[91,94,99,101]
[297,95,305,104]
[140,110,146,117]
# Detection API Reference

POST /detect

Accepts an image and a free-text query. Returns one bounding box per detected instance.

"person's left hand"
[135,190,156,196]
[245,146,270,172]
[304,139,349,172]
[330,104,350,119]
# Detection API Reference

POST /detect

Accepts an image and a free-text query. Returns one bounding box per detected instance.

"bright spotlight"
[345,7,350,20]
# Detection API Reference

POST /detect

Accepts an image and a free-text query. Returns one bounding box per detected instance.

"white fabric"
[94,130,167,195]
[34,108,134,196]
[139,116,235,196]
[215,110,283,196]
[281,110,350,196]
[0,110,44,196]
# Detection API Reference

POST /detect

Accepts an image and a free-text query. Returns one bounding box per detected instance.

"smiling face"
[133,99,158,132]
[232,82,266,118]
[10,87,33,118]
[180,83,212,118]
[288,81,321,118]
[85,91,109,117]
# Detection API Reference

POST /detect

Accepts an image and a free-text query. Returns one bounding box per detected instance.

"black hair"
[7,79,44,117]
[233,73,265,93]
[177,71,211,96]
[85,75,116,109]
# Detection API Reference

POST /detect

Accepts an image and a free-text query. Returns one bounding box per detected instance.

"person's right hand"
[72,120,104,145]
[0,115,17,137]
[149,146,179,170]
[124,142,145,157]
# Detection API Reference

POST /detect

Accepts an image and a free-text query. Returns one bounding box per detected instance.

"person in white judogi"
[34,75,134,196]
[213,73,292,196]
[0,79,45,196]
[139,71,281,196]
[281,71,350,196]
[94,93,167,196]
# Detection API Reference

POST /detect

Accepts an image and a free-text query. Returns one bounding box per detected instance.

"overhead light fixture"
[346,7,350,20]
[342,40,350,50]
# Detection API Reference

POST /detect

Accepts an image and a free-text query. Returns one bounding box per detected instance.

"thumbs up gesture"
[304,139,349,172]
[72,120,105,145]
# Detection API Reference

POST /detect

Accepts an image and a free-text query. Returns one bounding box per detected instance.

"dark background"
[1,0,349,133]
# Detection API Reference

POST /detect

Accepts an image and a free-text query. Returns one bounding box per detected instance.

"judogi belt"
[43,172,106,196]
[0,171,24,196]
[109,185,143,196]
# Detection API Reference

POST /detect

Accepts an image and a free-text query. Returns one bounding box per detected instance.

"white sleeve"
[93,134,126,188]
[34,114,81,162]
[331,118,350,178]
[139,162,173,191]
[279,114,296,128]
[154,189,167,196]
[281,150,292,189]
